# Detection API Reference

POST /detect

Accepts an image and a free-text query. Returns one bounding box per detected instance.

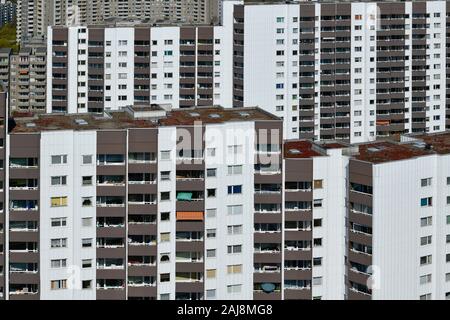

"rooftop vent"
[74,118,88,125]
[238,111,250,117]
[288,148,301,155]
[208,113,221,119]
[26,122,36,128]
[189,112,200,117]
[367,146,385,153]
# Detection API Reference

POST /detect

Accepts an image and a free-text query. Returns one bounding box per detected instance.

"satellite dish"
[261,283,275,293]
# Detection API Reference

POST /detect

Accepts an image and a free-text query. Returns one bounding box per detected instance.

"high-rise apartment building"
[45,0,450,143]
[0,0,16,27]
[0,48,11,92]
[1,86,450,299]
[16,0,53,43]
[9,40,47,112]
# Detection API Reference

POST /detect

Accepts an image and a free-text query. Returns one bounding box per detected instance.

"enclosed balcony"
[284,280,311,290]
[175,272,203,283]
[176,191,204,201]
[9,158,38,168]
[97,154,125,166]
[9,179,38,190]
[254,243,281,253]
[128,173,156,184]
[9,221,38,232]
[96,237,124,249]
[254,223,281,233]
[254,203,281,214]
[9,284,38,295]
[254,263,281,273]
[176,252,203,263]
[97,175,125,186]
[128,276,156,287]
[10,263,38,273]
[284,260,312,270]
[254,184,281,194]
[96,217,125,228]
[9,200,38,211]
[128,152,156,164]
[285,201,312,211]
[9,242,38,253]
[128,194,156,205]
[96,258,124,270]
[176,170,204,180]
[128,235,156,246]
[285,221,311,231]
[128,256,156,267]
[284,240,311,251]
[97,279,124,290]
[176,231,203,242]
[128,214,156,225]
[285,181,312,192]
[96,196,125,207]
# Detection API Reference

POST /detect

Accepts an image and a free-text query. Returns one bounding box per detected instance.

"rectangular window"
[51,196,68,207]
[51,238,67,248]
[51,176,67,186]
[160,171,171,181]
[227,165,243,175]
[206,269,216,279]
[227,245,242,254]
[420,236,432,246]
[51,155,67,164]
[82,238,93,248]
[227,225,243,235]
[160,151,171,160]
[421,178,432,187]
[227,205,243,215]
[206,168,217,177]
[227,264,242,274]
[51,259,67,268]
[82,217,92,227]
[227,185,242,195]
[206,229,216,239]
[420,216,432,227]
[51,217,67,227]
[160,233,170,242]
[314,180,323,189]
[51,280,67,290]
[420,197,432,207]
[82,176,93,186]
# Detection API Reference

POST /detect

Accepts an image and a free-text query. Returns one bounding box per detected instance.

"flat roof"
[417,132,450,155]
[354,141,434,164]
[10,106,280,133]
[284,140,325,159]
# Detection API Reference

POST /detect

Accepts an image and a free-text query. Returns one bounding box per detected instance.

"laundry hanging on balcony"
[177,192,193,201]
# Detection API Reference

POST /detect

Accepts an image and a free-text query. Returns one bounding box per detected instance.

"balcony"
[96,196,125,208]
[97,175,125,186]
[9,158,38,169]
[128,152,156,164]
[96,259,124,270]
[128,235,156,247]
[128,194,156,205]
[10,263,38,274]
[254,204,281,214]
[96,238,125,249]
[128,173,156,185]
[254,184,281,194]
[96,280,124,290]
[9,221,38,232]
[9,179,38,190]
[9,284,39,296]
[9,200,38,212]
[97,154,125,166]
[97,217,125,228]
[128,277,156,287]
[176,170,204,181]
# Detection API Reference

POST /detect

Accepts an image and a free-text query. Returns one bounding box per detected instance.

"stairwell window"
[51,280,67,290]
[51,155,67,164]
[421,178,432,187]
[227,185,242,195]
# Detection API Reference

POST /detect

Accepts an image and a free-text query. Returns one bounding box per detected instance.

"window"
[51,176,67,186]
[82,259,92,268]
[82,280,92,289]
[51,259,67,268]
[160,274,170,282]
[206,249,216,258]
[227,245,242,254]
[227,284,242,294]
[420,236,432,246]
[206,289,216,300]
[313,277,323,286]
[421,178,432,187]
[51,196,68,207]
[161,212,170,221]
[313,257,322,266]
[82,176,93,186]
[227,264,242,274]
[51,238,67,248]
[207,189,216,198]
[82,238,93,248]
[206,168,217,177]
[420,255,432,266]
[313,199,323,208]
[420,197,432,207]
[51,155,67,164]
[160,151,171,160]
[227,165,243,175]
[420,293,432,300]
[447,177,450,185]
[160,171,171,181]
[51,280,67,290]
[420,216,432,227]
[160,233,170,242]
[314,180,323,189]
[206,269,216,279]
[82,197,92,207]
[206,209,216,218]
[51,218,67,227]
[206,229,216,239]
[313,219,322,227]
[160,192,170,201]
[227,225,243,235]
[227,205,243,215]
[206,148,216,157]
[227,185,242,195]
[420,274,432,285]
[314,238,322,247]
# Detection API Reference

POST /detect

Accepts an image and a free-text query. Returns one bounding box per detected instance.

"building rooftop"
[284,140,325,159]
[354,141,434,164]
[417,132,450,155]
[10,106,280,133]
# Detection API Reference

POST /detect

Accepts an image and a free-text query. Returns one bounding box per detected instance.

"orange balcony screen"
[176,211,204,221]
